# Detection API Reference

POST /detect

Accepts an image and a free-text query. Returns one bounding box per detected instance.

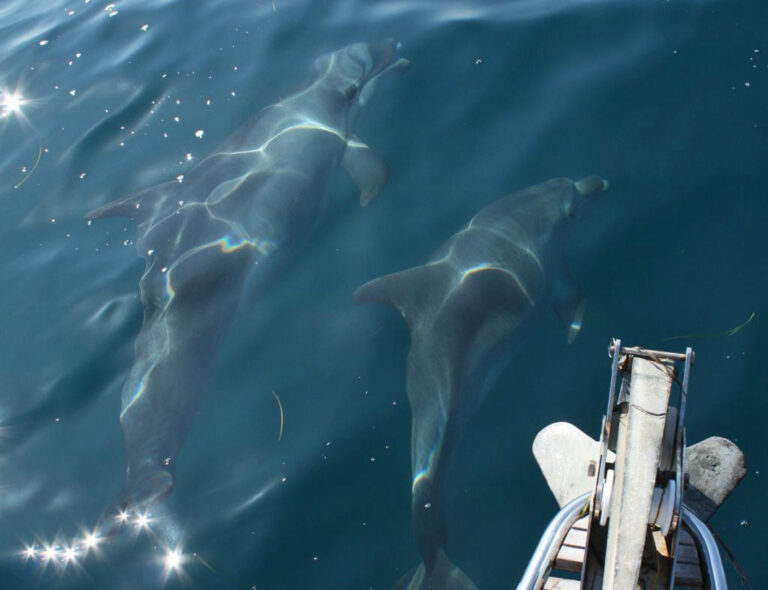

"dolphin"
[354,176,608,589]
[86,41,408,508]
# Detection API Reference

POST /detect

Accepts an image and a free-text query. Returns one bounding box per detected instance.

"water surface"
[0,0,766,588]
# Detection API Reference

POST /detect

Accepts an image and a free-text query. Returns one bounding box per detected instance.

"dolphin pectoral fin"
[553,278,587,344]
[391,551,479,590]
[341,137,388,207]
[86,181,180,224]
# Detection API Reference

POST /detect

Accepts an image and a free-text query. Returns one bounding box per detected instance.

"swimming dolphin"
[354,176,608,589]
[86,41,408,508]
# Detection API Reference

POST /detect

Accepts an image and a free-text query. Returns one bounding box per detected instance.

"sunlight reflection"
[20,527,104,571]
[82,532,100,549]
[42,545,58,561]
[0,89,25,118]
[163,547,184,573]
[62,546,79,563]
[134,512,151,530]
[20,507,164,573]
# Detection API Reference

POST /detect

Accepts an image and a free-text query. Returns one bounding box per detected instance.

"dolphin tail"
[86,180,181,224]
[353,264,446,328]
[391,549,479,590]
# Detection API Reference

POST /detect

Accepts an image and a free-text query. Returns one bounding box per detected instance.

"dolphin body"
[87,42,408,508]
[354,176,608,589]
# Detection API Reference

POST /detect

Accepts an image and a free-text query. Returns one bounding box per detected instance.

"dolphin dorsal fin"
[353,264,444,329]
[86,181,181,226]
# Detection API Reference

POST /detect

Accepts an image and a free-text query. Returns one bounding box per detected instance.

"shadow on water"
[62,77,170,187]
[0,298,139,453]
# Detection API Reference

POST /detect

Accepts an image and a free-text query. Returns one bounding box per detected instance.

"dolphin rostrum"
[354,176,609,589]
[87,41,408,508]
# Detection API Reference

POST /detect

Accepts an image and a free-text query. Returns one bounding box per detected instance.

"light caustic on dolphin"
[83,41,408,513]
[354,175,609,590]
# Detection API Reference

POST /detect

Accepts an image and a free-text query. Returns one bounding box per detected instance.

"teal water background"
[0,0,766,588]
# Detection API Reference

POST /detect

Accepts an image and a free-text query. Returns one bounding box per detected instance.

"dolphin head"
[566,175,610,218]
[307,41,409,124]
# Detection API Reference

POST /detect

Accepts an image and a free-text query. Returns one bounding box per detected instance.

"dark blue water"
[1,1,766,588]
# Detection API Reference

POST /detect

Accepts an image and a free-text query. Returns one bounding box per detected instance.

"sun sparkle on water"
[63,546,78,562]
[19,509,194,578]
[82,532,100,549]
[135,512,151,529]
[163,548,184,572]
[0,90,25,118]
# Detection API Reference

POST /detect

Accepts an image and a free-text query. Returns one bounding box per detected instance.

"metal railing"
[516,492,590,590]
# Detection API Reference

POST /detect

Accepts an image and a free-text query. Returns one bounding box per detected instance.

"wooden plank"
[675,561,704,588]
[602,358,674,590]
[554,518,589,572]
[674,528,703,588]
[555,544,585,572]
[676,527,698,551]
[571,516,589,531]
[548,518,703,587]
[563,527,588,548]
[544,577,581,590]
[676,542,700,565]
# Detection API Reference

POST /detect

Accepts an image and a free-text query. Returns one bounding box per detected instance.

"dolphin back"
[391,549,479,590]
